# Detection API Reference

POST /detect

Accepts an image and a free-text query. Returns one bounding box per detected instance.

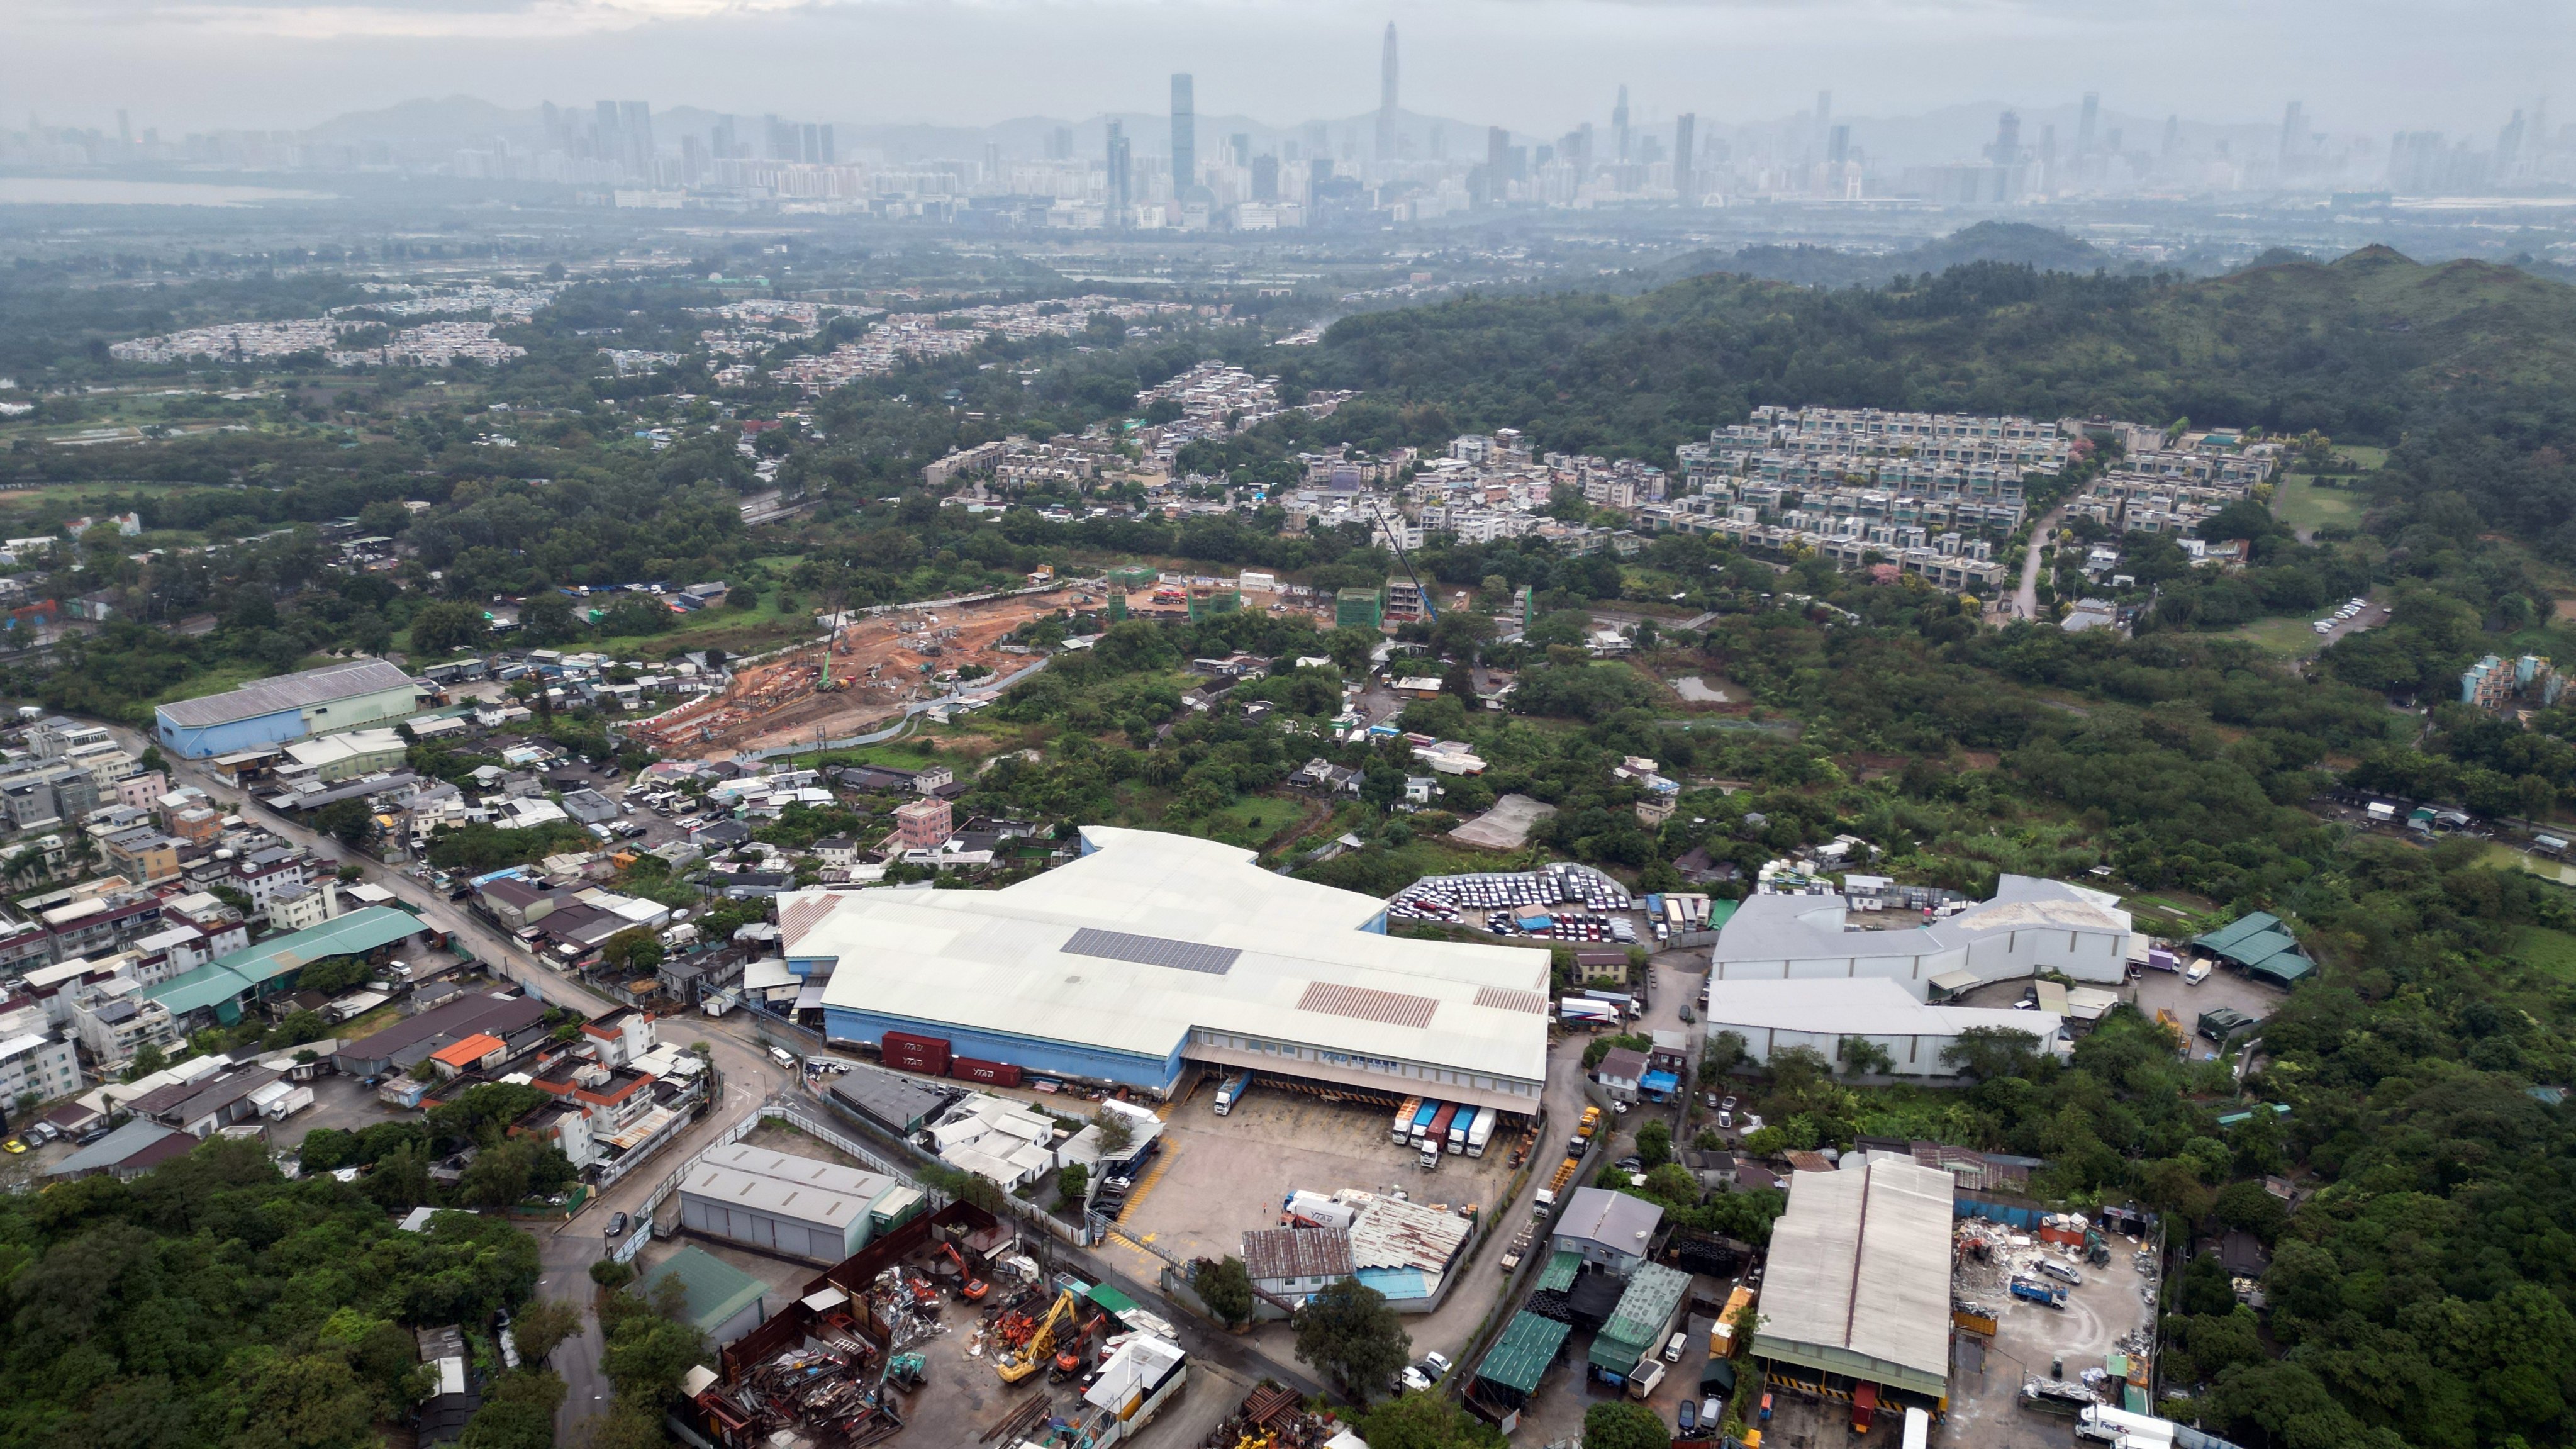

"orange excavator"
[938,1242,989,1302]
[1053,1310,1107,1379]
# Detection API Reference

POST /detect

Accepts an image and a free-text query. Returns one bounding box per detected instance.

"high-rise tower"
[1171,74,1196,198]
[1614,84,1631,162]
[1673,114,1697,199]
[1377,23,1399,161]
[1105,121,1132,224]
[2077,92,2099,155]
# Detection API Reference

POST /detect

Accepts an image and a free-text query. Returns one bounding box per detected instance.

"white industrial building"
[1702,978,2066,1078]
[800,827,1550,1111]
[1709,875,2131,1000]
[1753,1153,1954,1404]
[674,1143,900,1263]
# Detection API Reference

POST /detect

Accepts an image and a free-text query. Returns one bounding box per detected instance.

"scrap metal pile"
[727,1334,901,1448]
[1201,1383,1342,1449]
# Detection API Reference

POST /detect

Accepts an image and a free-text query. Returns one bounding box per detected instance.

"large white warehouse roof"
[800,826,1551,1088]
[1754,1153,1955,1399]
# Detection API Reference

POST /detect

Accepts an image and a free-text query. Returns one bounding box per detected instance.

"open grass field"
[2226,615,2329,659]
[1203,794,1308,849]
[2273,474,2366,534]
[2510,924,2576,982]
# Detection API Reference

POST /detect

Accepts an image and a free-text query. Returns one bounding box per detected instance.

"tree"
[122,1042,166,1082]
[1359,1391,1508,1449]
[410,601,488,656]
[1091,1107,1135,1157]
[1634,1118,1673,1170]
[599,927,665,975]
[511,1299,584,1367]
[460,1370,564,1449]
[521,592,579,646]
[590,1258,636,1290]
[1582,1401,1673,1449]
[314,798,374,851]
[1193,1256,1256,1328]
[600,1311,710,1409]
[1291,1278,1410,1403]
[1056,1162,1090,1210]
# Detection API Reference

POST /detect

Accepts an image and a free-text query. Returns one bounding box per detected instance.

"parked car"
[606,1211,630,1238]
[1678,1399,1698,1435]
[2038,1260,2083,1285]
[1616,1156,1645,1174]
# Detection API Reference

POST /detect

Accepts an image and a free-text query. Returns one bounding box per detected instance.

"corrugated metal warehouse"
[1753,1154,1954,1404]
[795,827,1550,1110]
[675,1144,898,1263]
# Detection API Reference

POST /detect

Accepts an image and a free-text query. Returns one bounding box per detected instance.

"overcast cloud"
[13,0,2572,138]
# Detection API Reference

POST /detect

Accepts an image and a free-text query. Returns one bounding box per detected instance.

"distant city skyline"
[13,0,2570,137]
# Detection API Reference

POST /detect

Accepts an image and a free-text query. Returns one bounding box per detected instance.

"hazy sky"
[16,0,2573,137]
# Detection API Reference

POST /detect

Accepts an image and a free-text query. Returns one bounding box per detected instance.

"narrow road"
[2012,506,2065,622]
[91,718,794,1441]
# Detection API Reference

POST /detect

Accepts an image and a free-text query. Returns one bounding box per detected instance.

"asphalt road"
[89,718,795,1441]
[2011,507,2066,622]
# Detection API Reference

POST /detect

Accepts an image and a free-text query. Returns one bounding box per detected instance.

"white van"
[769,1046,797,1070]
[1663,1331,1688,1362]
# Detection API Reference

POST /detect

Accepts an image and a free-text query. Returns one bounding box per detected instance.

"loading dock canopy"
[1752,1153,1954,1401]
[1475,1311,1571,1398]
[1926,969,1980,997]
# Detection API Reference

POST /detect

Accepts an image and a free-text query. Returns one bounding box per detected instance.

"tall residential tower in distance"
[1105,120,1131,224]
[1674,113,1697,199]
[1170,74,1196,199]
[1377,23,1399,161]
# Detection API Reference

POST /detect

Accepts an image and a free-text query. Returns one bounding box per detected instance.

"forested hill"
[1649,220,2122,291]
[1276,245,2576,479]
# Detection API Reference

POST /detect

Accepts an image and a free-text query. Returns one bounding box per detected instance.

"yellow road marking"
[1115,1148,1178,1221]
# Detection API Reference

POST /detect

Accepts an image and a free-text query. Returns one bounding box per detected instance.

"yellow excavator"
[996,1289,1081,1384]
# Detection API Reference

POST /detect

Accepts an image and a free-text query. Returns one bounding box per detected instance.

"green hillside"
[1280,247,2576,466]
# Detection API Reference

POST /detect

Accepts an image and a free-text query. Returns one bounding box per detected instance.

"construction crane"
[1364,495,1439,623]
[996,1288,1081,1383]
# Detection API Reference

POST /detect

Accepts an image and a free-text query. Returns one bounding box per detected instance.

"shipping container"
[881,1029,951,1075]
[1464,1108,1498,1157]
[952,1056,1022,1088]
[1391,1095,1423,1145]
[1447,1105,1478,1153]
[1409,1099,1439,1143]
[1424,1101,1459,1152]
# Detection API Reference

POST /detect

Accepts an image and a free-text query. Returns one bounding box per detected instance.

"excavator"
[937,1241,989,1302]
[1052,1309,1108,1380]
[997,1289,1081,1384]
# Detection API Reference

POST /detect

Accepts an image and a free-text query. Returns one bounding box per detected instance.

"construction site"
[629,586,1091,758]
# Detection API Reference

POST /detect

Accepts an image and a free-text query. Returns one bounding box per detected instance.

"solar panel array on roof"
[1061,927,1241,975]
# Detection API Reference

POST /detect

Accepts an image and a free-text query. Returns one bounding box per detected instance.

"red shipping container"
[881,1030,951,1075]
[951,1057,1022,1088]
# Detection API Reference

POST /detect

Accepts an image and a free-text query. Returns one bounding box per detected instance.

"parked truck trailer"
[1212,1071,1252,1116]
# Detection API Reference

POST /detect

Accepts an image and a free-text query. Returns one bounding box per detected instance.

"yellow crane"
[996,1288,1081,1384]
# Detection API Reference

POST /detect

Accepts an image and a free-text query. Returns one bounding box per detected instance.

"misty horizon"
[14,0,2572,138]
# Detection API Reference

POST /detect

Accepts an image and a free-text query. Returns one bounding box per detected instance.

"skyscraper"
[1673,115,1696,199]
[1828,123,1849,167]
[1047,126,1073,162]
[1170,74,1196,198]
[1485,125,1510,203]
[1105,121,1132,223]
[1815,91,1832,154]
[2077,92,2099,155]
[2162,114,2180,162]
[1614,84,1631,162]
[2279,101,2306,163]
[1989,110,2021,165]
[1251,154,1279,203]
[1377,23,1399,162]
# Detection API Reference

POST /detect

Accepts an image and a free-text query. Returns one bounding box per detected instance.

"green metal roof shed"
[214,906,425,992]
[2192,912,2283,955]
[1590,1262,1692,1373]
[640,1245,771,1347]
[1474,1311,1571,1401]
[145,964,257,1023]
[1533,1250,1581,1294]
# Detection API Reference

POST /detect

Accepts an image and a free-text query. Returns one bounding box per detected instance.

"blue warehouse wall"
[823,1005,1186,1094]
[155,706,308,760]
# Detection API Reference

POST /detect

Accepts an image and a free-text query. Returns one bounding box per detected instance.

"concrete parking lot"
[1952,966,2285,1064]
[1944,1229,2160,1449]
[1110,1083,1517,1271]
